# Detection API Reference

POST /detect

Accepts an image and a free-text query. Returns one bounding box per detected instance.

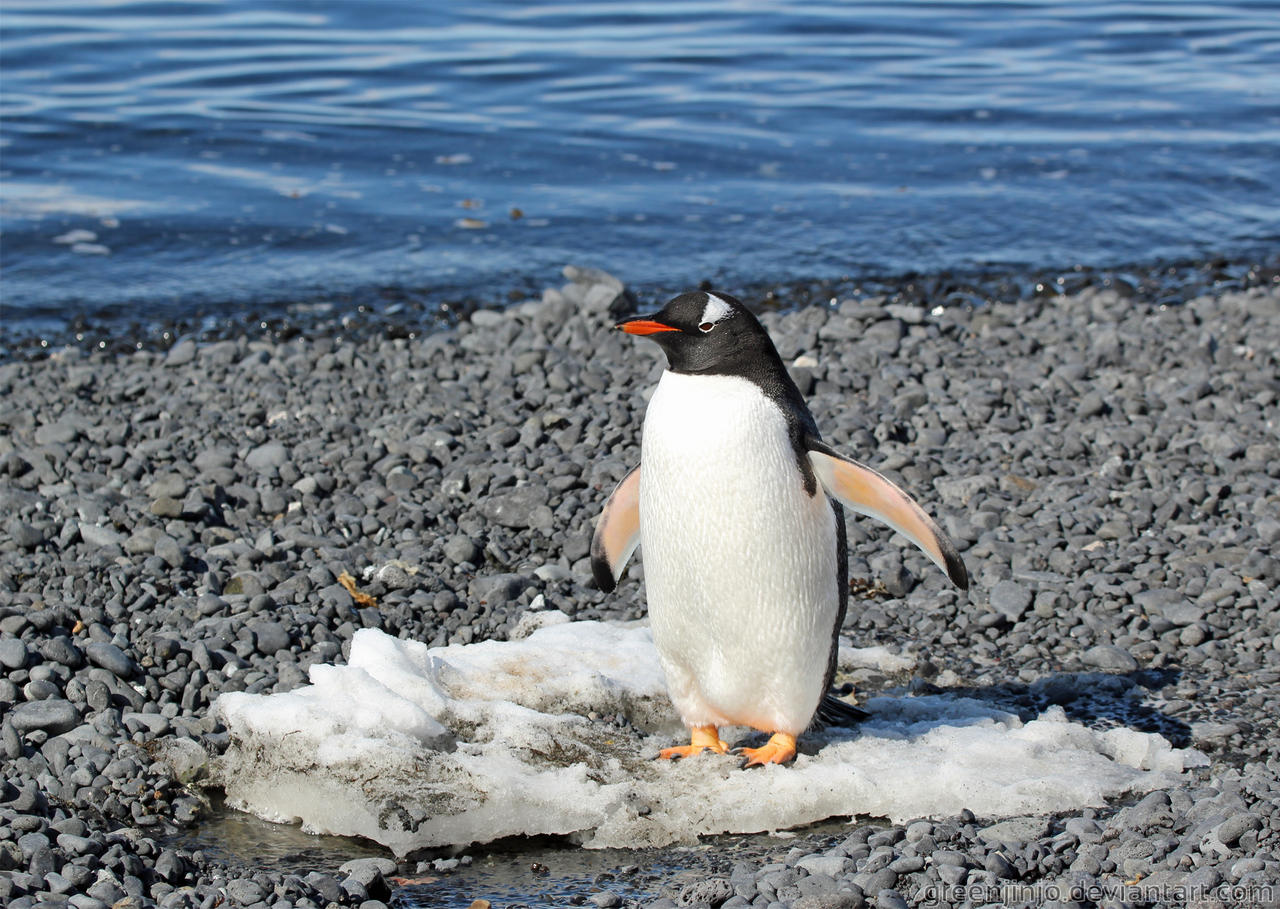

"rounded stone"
[10,699,81,735]
[245,442,289,471]
[1080,644,1139,672]
[0,638,29,670]
[85,642,137,679]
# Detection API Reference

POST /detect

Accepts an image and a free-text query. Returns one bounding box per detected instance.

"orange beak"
[617,319,679,336]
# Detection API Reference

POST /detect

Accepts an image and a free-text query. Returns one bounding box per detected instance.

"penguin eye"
[698,322,715,333]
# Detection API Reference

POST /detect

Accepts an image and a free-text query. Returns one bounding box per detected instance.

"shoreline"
[4,251,1277,365]
[1,265,1278,907]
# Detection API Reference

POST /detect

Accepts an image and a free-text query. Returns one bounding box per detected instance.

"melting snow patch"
[214,614,1205,855]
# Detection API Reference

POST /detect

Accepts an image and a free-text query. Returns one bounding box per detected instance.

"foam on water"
[214,613,1205,855]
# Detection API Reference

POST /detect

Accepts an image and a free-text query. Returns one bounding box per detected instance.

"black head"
[615,290,778,375]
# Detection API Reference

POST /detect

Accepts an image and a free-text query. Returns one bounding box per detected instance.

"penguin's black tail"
[815,692,871,728]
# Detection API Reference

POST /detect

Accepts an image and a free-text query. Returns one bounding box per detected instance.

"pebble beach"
[2,265,1279,909]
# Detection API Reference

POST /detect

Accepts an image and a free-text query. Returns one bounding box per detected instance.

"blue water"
[2,1,1279,331]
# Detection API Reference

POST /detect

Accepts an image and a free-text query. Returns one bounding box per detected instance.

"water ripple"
[2,0,1278,318]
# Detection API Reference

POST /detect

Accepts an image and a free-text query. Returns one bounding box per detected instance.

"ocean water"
[2,0,1278,335]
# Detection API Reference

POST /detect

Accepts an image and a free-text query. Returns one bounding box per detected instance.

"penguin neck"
[664,340,821,446]
[665,334,786,387]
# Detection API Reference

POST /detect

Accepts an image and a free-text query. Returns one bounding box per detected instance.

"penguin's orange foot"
[739,732,797,767]
[658,725,729,760]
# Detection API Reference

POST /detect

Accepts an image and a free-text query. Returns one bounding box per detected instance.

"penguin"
[591,290,969,767]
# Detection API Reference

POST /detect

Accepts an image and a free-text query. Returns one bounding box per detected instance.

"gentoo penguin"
[592,290,968,766]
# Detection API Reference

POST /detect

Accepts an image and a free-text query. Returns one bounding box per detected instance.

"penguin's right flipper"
[590,467,641,593]
[806,440,969,589]
[815,693,871,727]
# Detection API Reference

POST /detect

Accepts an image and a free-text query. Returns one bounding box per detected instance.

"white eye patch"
[699,293,733,328]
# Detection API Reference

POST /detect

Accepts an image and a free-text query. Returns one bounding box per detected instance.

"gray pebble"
[150,497,183,518]
[250,622,291,655]
[1215,813,1261,846]
[85,642,136,678]
[305,872,343,903]
[443,535,483,565]
[34,421,79,445]
[165,339,197,366]
[224,878,266,904]
[0,637,29,670]
[146,473,188,499]
[9,699,81,735]
[676,879,732,906]
[244,441,289,471]
[6,520,46,549]
[41,637,83,669]
[1080,643,1139,672]
[989,579,1032,622]
[984,850,1017,879]
[795,855,854,878]
[78,523,125,548]
[792,893,863,909]
[479,484,553,530]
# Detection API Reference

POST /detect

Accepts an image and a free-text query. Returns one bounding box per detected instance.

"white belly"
[638,370,839,735]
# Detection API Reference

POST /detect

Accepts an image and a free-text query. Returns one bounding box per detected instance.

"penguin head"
[616,290,774,374]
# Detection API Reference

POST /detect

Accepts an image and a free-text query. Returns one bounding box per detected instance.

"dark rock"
[443,535,483,565]
[9,699,81,735]
[85,642,136,678]
[304,872,343,903]
[250,622,290,655]
[1216,813,1261,846]
[224,878,265,904]
[41,637,83,669]
[984,851,1017,880]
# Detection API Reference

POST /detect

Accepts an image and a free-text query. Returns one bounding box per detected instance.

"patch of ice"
[214,615,1205,856]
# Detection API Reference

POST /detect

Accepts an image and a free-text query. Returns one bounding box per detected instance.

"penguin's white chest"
[638,370,840,734]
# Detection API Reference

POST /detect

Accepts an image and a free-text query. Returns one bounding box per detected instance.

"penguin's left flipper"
[590,467,641,593]
[815,693,871,727]
[806,440,969,589]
